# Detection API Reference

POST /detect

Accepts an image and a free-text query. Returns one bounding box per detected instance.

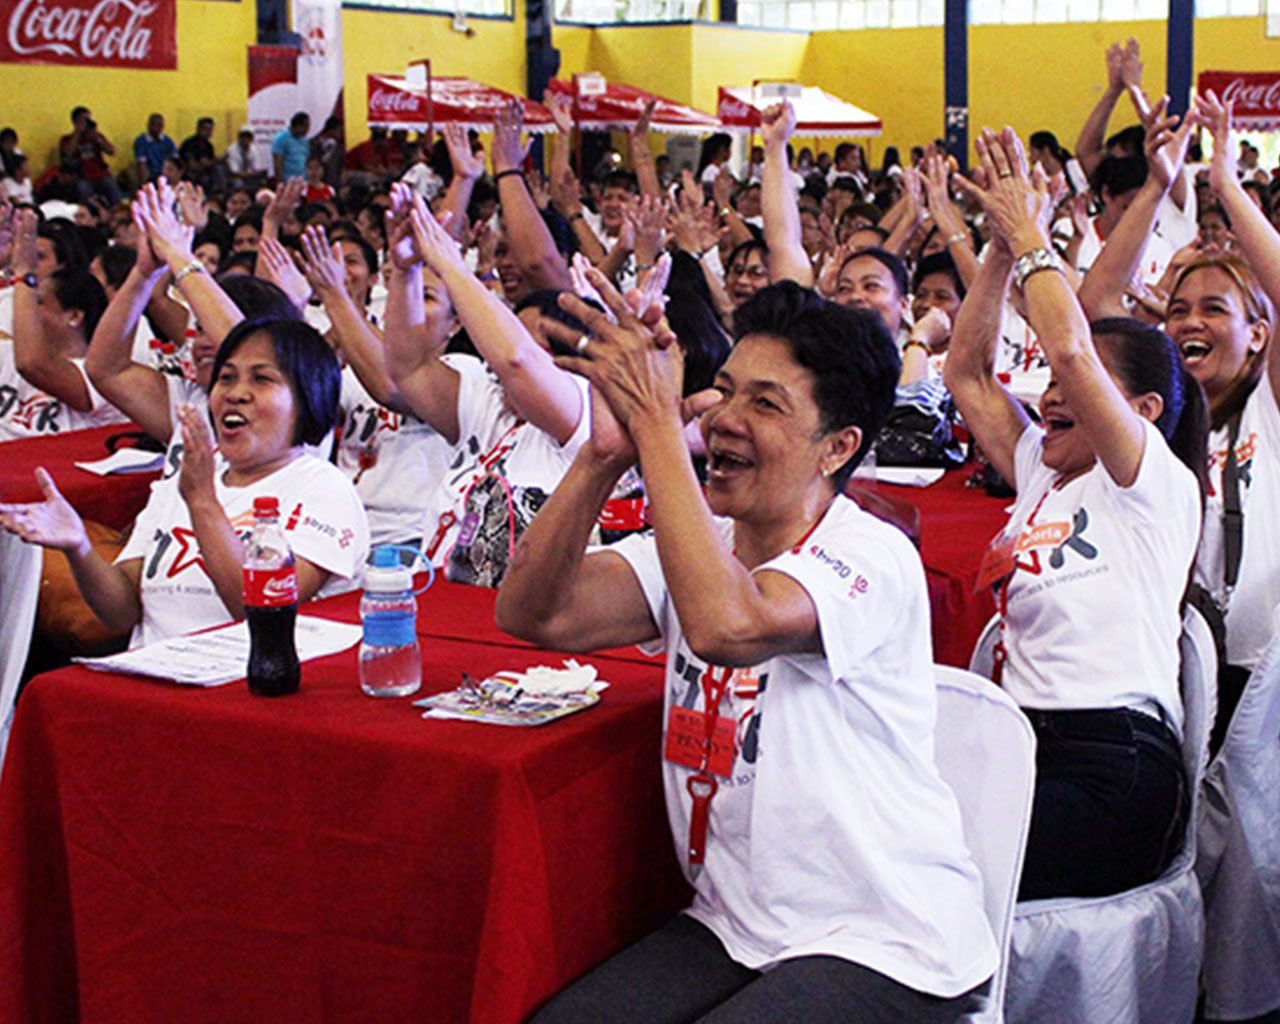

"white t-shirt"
[400,163,443,200]
[420,356,590,565]
[117,453,369,649]
[336,364,450,548]
[1002,420,1200,731]
[1196,373,1280,670]
[2,178,32,204]
[610,497,997,998]
[0,339,125,440]
[1075,214,1175,285]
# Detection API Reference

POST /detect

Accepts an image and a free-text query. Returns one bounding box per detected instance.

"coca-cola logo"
[263,575,297,602]
[6,0,157,61]
[370,87,424,115]
[1219,76,1280,112]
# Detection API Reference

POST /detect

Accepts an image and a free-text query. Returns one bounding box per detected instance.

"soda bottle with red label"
[243,495,301,696]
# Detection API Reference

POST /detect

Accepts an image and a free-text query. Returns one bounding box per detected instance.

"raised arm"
[10,210,93,412]
[496,384,659,651]
[1195,90,1280,402]
[1075,40,1130,178]
[1079,97,1191,320]
[970,127,1150,487]
[298,226,403,411]
[761,101,813,287]
[0,468,142,632]
[921,150,980,288]
[381,212,462,447]
[134,181,244,347]
[629,100,662,200]
[85,215,174,440]
[438,123,484,245]
[490,100,572,291]
[410,195,583,443]
[552,274,831,666]
[882,168,926,258]
[261,178,303,243]
[942,228,1029,484]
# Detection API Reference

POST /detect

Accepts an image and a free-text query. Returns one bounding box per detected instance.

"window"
[344,0,510,13]
[734,0,1263,26]
[554,0,707,22]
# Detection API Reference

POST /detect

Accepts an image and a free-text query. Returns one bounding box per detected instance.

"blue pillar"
[1167,0,1194,119]
[944,0,969,171]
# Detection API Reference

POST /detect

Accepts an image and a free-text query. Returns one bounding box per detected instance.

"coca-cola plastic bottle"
[243,496,300,697]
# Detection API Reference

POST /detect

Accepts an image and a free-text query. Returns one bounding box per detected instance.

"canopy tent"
[545,77,722,135]
[366,74,556,133]
[717,85,882,138]
[1198,71,1280,131]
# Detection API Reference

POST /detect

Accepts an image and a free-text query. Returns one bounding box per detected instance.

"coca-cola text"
[1,0,175,68]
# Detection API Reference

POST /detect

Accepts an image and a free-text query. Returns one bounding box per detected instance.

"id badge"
[974,531,1017,593]
[664,706,736,778]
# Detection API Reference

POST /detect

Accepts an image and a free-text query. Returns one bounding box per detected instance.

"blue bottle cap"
[372,546,400,569]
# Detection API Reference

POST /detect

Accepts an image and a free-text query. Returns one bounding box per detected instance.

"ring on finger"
[998,170,1013,179]
[575,333,591,354]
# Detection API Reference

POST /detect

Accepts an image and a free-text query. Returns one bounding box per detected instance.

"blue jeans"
[1019,707,1189,900]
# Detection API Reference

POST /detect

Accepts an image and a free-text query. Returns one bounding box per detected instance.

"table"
[877,469,1012,669]
[0,422,160,530]
[0,581,689,1024]
[0,424,161,765]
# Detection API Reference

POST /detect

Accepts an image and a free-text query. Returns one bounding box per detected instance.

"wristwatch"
[1013,247,1062,292]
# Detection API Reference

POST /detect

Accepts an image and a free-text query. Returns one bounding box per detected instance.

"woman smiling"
[0,319,369,649]
[497,275,995,1023]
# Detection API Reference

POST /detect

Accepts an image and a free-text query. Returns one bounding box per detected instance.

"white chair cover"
[0,530,42,777]
[1197,605,1280,1020]
[933,666,1037,1024]
[1003,607,1216,1024]
[968,614,1000,681]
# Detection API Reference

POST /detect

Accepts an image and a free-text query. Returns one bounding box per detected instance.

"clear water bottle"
[359,546,429,698]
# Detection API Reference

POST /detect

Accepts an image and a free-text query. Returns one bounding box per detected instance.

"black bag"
[874,382,965,468]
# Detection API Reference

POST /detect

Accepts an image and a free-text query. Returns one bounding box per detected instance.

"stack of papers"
[416,659,608,726]
[74,448,166,476]
[76,616,363,687]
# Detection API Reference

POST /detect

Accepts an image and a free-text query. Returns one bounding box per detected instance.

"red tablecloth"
[0,582,688,1024]
[878,470,1012,668]
[0,424,159,530]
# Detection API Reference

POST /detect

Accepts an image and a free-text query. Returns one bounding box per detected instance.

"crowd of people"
[0,33,1276,1023]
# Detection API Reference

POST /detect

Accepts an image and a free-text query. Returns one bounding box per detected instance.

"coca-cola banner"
[1198,71,1280,131]
[248,45,298,170]
[0,0,176,69]
[367,74,556,133]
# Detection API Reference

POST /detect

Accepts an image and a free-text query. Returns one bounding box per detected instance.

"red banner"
[1198,71,1280,131]
[0,0,176,69]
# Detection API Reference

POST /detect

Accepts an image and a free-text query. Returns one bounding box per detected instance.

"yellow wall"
[9,8,1280,183]
[0,0,257,178]
[806,26,941,161]
[342,7,527,144]
[688,24,808,113]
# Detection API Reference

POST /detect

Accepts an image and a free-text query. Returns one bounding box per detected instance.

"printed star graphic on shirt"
[167,526,206,578]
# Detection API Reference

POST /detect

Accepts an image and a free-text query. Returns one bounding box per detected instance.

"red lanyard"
[685,510,827,874]
[686,665,733,874]
[992,479,1060,686]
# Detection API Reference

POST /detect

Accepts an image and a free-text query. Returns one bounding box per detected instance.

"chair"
[968,614,1000,681]
[1197,606,1280,1021]
[1000,606,1217,1024]
[0,531,42,775]
[933,666,1037,1024]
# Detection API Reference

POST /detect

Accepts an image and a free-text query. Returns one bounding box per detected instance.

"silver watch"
[1013,247,1062,292]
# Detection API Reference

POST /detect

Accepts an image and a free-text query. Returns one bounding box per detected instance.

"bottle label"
[362,609,416,648]
[244,566,299,608]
